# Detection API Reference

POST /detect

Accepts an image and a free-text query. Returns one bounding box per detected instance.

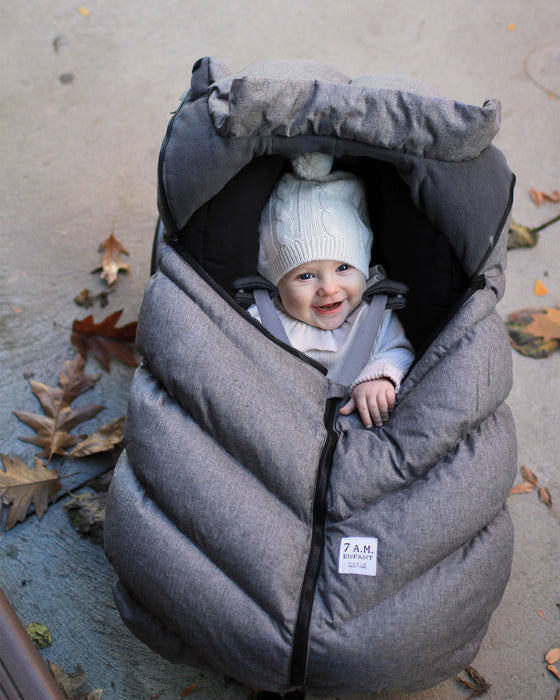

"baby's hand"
[339,378,396,428]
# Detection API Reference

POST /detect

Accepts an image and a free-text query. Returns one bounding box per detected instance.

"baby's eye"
[297,272,314,280]
[336,264,351,272]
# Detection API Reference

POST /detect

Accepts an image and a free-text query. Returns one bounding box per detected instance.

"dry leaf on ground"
[509,482,534,495]
[523,307,560,343]
[548,664,560,680]
[521,465,539,486]
[509,466,538,496]
[93,233,130,286]
[454,665,491,697]
[507,219,540,249]
[530,188,560,207]
[538,486,552,507]
[546,647,560,665]
[48,662,102,699]
[69,416,125,457]
[26,622,52,649]
[13,355,104,460]
[71,310,137,370]
[65,492,106,544]
[534,279,548,296]
[74,289,112,309]
[0,455,60,530]
[505,307,560,359]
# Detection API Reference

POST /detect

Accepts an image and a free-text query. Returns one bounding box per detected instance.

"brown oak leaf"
[65,492,106,544]
[13,355,104,460]
[93,232,129,286]
[69,416,125,457]
[71,310,137,370]
[48,662,103,699]
[0,455,60,530]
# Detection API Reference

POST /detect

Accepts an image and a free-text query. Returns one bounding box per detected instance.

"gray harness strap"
[254,287,389,388]
[253,288,292,346]
[329,293,388,387]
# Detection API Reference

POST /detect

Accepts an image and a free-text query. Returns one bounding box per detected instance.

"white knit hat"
[257,154,373,285]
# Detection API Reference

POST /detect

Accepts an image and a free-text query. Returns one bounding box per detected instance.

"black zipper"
[166,240,338,685]
[169,238,329,374]
[472,172,515,281]
[289,397,339,687]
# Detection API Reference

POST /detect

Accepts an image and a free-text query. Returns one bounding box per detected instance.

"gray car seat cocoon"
[104,57,517,695]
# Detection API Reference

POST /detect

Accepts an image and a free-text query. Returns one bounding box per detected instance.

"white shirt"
[248,300,414,391]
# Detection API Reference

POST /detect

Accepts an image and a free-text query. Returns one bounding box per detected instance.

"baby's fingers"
[339,397,356,415]
[354,395,377,428]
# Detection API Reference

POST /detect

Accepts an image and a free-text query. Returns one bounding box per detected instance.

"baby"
[249,153,414,428]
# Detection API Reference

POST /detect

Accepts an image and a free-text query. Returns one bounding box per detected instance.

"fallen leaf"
[537,610,546,619]
[181,685,196,697]
[26,622,52,649]
[507,219,539,249]
[74,289,97,308]
[0,455,60,530]
[548,664,560,681]
[71,310,137,370]
[65,492,106,544]
[524,307,560,343]
[93,232,129,286]
[77,6,90,17]
[530,188,560,206]
[539,486,552,507]
[509,482,534,495]
[507,22,515,31]
[506,307,560,358]
[454,665,491,697]
[69,416,125,457]
[74,289,113,309]
[546,647,560,664]
[534,279,548,296]
[520,465,539,486]
[13,355,104,460]
[48,662,102,699]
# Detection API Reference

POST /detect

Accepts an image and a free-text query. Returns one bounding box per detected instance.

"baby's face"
[277,260,366,330]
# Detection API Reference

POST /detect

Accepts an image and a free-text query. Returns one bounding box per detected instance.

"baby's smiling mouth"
[314,301,343,313]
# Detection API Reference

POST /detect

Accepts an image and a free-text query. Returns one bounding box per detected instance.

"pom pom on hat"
[291,152,334,180]
[257,154,373,285]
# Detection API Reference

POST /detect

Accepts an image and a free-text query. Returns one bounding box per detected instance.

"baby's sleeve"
[350,310,414,393]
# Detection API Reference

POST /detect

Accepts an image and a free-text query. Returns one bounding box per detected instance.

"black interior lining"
[173,155,468,351]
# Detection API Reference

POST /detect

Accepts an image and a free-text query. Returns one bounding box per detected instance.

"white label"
[338,537,378,576]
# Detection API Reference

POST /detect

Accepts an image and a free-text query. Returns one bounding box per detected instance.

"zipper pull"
[471,274,486,290]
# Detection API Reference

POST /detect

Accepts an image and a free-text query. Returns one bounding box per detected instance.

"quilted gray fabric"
[104,58,517,694]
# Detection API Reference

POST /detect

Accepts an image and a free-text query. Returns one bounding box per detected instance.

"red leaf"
[71,310,137,370]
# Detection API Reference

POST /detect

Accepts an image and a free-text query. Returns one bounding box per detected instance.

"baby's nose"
[318,276,339,295]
